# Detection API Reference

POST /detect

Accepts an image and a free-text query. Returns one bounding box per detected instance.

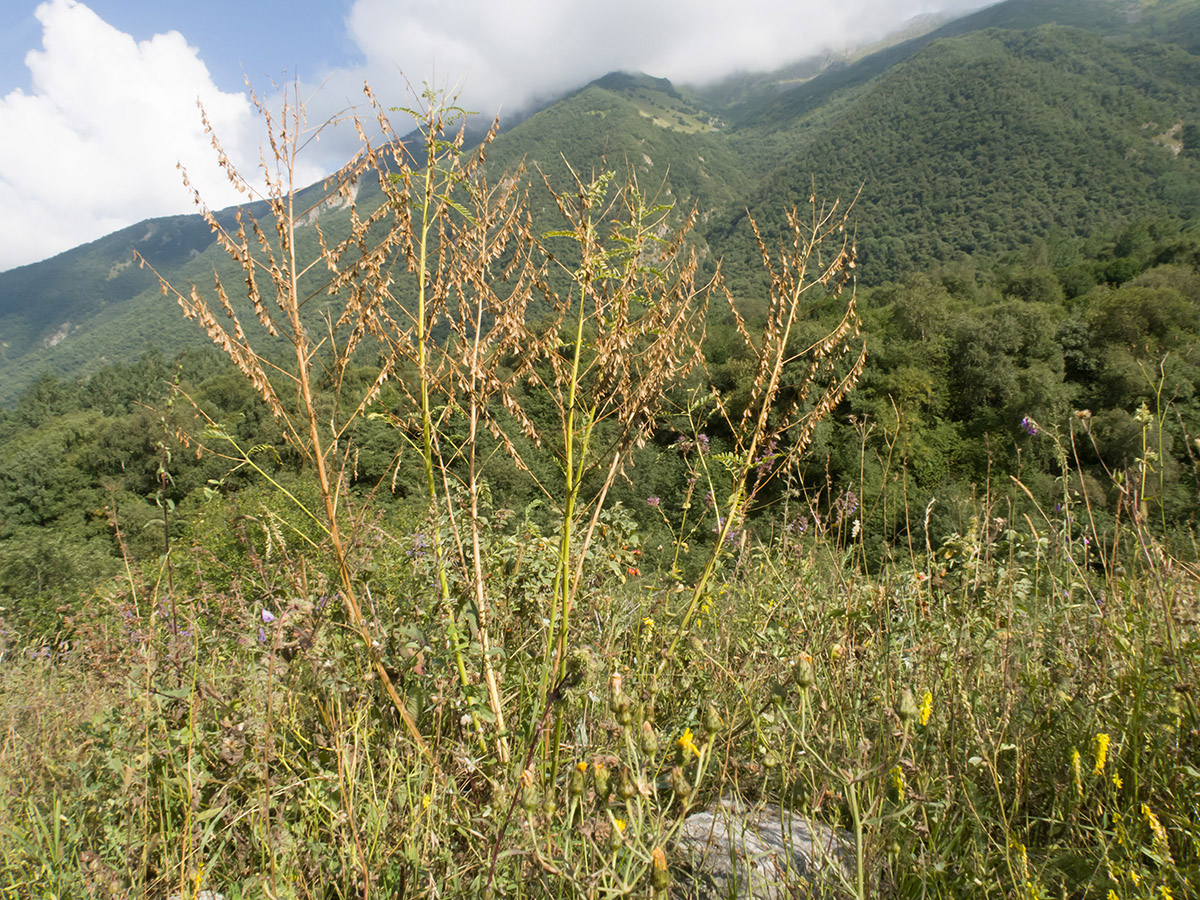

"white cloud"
[0,0,997,271]
[333,0,995,120]
[0,0,320,271]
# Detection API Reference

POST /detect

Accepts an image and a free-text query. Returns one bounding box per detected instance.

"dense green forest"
[4,212,1198,641]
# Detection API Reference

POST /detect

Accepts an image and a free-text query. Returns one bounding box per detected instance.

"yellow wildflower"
[918,690,933,727]
[1107,891,1119,900]
[608,816,626,851]
[1142,804,1174,865]
[1093,732,1110,775]
[889,765,907,803]
[1158,885,1172,900]
[1112,772,1122,789]
[677,727,700,758]
[1071,748,1083,798]
[422,793,432,810]
[651,847,671,892]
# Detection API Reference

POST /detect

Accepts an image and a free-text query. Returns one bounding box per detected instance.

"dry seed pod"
[521,785,540,812]
[640,720,660,756]
[618,699,634,728]
[670,765,691,800]
[792,652,815,689]
[618,767,637,800]
[608,671,624,712]
[703,703,722,736]
[593,763,612,803]
[569,762,587,797]
[898,688,919,725]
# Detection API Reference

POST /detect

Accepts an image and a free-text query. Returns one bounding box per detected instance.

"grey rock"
[673,798,855,900]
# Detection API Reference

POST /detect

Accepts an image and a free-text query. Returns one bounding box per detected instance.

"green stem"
[414,130,476,720]
[543,271,593,788]
[844,782,866,900]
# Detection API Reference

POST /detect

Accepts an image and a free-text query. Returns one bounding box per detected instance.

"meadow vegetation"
[1,86,1199,900]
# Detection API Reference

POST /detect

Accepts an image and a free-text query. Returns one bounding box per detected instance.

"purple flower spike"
[1020,416,1039,437]
[647,496,661,507]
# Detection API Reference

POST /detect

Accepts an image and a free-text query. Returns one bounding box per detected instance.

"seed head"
[593,763,612,803]
[792,652,815,689]
[569,762,587,797]
[670,765,691,801]
[640,720,660,756]
[618,767,637,800]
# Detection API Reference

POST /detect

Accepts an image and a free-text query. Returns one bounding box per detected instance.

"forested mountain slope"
[714,24,1200,285]
[4,0,1200,399]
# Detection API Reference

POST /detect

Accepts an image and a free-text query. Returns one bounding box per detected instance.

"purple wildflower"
[1020,416,1039,436]
[261,608,276,624]
[647,496,661,507]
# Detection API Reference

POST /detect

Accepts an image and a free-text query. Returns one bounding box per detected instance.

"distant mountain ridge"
[3,0,1200,402]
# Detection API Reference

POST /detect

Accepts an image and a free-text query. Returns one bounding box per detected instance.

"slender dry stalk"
[135,82,438,770]
[665,194,867,660]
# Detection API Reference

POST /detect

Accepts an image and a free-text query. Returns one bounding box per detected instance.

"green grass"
[1,468,1197,899]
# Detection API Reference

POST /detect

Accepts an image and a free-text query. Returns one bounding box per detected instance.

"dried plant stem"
[664,197,866,664]
[139,83,439,774]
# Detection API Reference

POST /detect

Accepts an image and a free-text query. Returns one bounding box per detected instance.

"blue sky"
[1,2,361,96]
[0,0,994,272]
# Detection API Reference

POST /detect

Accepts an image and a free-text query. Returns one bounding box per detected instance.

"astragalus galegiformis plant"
[135,83,866,898]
